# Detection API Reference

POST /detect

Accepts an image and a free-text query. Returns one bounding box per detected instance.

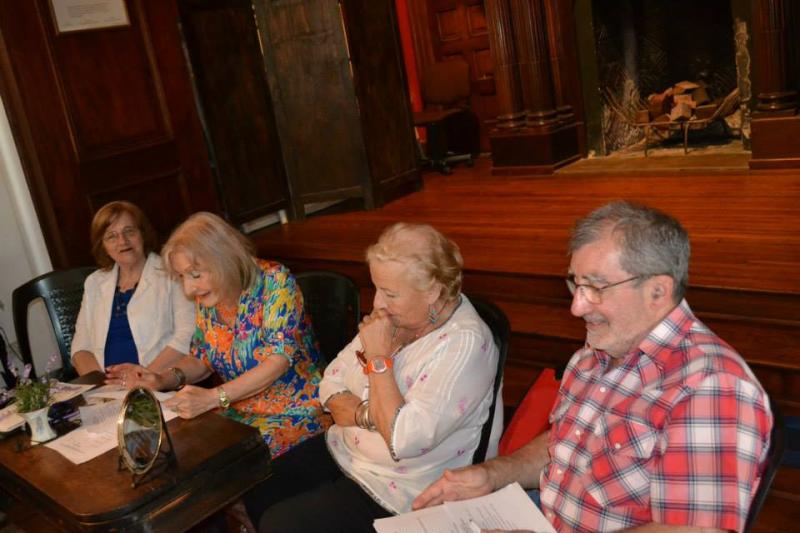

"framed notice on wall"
[50,0,130,34]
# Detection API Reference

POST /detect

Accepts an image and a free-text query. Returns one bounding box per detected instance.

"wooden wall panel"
[0,0,219,267]
[52,25,169,156]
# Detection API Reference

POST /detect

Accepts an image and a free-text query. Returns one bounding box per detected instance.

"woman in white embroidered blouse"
[253,222,501,533]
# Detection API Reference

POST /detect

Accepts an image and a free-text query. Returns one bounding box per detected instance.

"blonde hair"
[366,222,463,300]
[90,201,157,270]
[162,212,257,298]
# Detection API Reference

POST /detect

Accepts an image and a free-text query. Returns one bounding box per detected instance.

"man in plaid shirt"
[414,201,772,532]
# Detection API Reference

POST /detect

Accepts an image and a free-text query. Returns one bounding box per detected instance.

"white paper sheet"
[85,384,175,403]
[45,403,178,465]
[373,483,557,533]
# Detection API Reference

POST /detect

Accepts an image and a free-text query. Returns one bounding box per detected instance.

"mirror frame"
[116,387,165,476]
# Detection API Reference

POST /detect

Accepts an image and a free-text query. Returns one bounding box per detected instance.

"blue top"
[104,285,139,367]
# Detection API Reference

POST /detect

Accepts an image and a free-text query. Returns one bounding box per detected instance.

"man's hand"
[412,465,494,510]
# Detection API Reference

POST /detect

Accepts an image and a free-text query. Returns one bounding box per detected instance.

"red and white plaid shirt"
[540,300,772,532]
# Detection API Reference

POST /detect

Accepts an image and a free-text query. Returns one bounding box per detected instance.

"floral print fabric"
[191,260,328,458]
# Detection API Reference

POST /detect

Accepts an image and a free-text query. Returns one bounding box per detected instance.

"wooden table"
[0,408,271,531]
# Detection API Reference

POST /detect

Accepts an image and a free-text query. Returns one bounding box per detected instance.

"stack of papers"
[373,482,556,533]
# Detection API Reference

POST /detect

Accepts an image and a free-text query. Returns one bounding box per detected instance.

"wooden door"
[177,0,292,224]
[424,0,497,152]
[0,0,219,268]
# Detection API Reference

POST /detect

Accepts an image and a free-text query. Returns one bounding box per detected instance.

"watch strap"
[363,356,393,375]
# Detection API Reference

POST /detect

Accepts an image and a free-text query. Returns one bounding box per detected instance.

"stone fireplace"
[581,0,746,155]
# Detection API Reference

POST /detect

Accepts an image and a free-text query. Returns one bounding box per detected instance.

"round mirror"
[117,387,164,476]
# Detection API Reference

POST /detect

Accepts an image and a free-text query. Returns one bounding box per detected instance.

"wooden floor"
[251,153,800,533]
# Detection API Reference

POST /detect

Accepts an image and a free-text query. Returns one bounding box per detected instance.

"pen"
[468,520,482,533]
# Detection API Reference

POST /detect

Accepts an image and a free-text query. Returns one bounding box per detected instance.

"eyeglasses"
[103,226,139,243]
[565,275,642,304]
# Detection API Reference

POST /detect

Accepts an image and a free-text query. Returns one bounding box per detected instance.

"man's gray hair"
[569,201,690,301]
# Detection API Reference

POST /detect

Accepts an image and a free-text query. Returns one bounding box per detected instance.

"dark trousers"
[258,475,392,533]
[245,434,392,532]
[243,433,342,524]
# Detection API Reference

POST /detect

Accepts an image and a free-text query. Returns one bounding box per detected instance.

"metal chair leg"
[683,123,689,154]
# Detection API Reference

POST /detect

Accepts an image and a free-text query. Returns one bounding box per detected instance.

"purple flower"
[45,353,59,374]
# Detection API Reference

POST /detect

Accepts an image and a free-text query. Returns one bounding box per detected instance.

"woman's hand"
[163,385,218,419]
[325,391,361,427]
[358,308,394,360]
[105,363,164,390]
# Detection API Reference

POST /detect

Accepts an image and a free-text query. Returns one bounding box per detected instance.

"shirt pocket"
[584,415,656,509]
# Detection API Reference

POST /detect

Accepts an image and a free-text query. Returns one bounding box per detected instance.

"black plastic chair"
[295,270,360,368]
[744,399,786,532]
[10,267,95,384]
[468,295,510,464]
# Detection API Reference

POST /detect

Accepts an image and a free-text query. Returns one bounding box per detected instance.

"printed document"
[373,482,556,533]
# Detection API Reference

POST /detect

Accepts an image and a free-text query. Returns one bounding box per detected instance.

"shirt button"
[556,469,563,475]
[600,386,607,393]
[546,511,554,519]
[614,442,621,450]
[574,429,581,437]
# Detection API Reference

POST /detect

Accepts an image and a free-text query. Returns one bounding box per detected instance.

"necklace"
[392,296,462,352]
[112,284,137,317]
[216,302,238,327]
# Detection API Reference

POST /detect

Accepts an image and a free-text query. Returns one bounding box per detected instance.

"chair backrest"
[422,60,471,107]
[468,295,510,464]
[295,270,360,368]
[744,399,785,532]
[10,266,95,382]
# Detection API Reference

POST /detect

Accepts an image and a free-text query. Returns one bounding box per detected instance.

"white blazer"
[71,253,195,369]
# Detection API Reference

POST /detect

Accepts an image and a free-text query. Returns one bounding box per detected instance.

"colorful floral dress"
[191,260,328,458]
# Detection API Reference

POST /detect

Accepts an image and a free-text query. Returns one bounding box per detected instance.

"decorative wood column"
[487,0,581,174]
[485,0,525,129]
[752,0,797,112]
[542,0,575,123]
[750,0,800,169]
[512,0,558,128]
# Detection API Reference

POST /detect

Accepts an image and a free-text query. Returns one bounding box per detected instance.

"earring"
[428,304,438,324]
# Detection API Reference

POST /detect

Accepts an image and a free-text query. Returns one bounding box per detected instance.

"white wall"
[0,95,59,375]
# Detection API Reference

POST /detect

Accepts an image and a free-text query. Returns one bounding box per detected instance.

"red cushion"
[499,368,560,456]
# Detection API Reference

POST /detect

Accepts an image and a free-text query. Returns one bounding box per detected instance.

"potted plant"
[11,359,58,444]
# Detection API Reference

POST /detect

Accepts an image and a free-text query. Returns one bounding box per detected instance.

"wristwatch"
[363,356,393,375]
[217,387,231,409]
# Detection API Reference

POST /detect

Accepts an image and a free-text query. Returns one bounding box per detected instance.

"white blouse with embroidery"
[319,295,502,514]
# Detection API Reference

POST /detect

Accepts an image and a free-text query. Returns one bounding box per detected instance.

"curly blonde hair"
[366,222,463,300]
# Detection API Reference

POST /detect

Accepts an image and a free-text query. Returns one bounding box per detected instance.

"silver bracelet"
[355,399,369,428]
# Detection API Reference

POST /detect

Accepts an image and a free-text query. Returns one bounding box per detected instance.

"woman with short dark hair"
[71,201,194,375]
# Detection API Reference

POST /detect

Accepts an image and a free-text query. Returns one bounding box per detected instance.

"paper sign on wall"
[50,0,130,34]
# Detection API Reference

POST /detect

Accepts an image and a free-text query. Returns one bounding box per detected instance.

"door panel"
[178,0,292,224]
[0,0,218,268]
[425,0,497,152]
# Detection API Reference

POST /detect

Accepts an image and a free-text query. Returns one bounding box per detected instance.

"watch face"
[372,359,388,373]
